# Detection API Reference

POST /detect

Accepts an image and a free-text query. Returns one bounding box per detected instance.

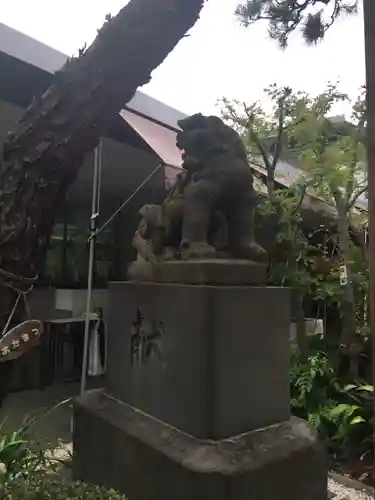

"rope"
[0,268,36,339]
[0,284,34,339]
[1,292,22,339]
[88,163,163,242]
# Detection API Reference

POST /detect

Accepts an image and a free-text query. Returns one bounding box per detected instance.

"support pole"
[80,141,102,396]
[80,159,163,395]
[363,0,375,480]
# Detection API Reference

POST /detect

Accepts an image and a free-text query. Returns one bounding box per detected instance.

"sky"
[0,0,366,117]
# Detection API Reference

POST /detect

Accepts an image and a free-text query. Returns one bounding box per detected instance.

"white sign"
[339,265,348,286]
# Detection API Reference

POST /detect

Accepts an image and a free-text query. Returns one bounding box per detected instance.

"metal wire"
[88,163,163,242]
[80,158,164,394]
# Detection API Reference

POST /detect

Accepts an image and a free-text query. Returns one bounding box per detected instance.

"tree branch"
[346,115,365,204]
[250,156,267,170]
[348,184,368,209]
[271,89,290,171]
[292,184,307,215]
[241,103,273,172]
[236,0,358,46]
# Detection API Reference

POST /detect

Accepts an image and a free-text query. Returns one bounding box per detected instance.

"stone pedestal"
[128,259,267,285]
[73,276,327,499]
[74,391,327,500]
[105,282,290,439]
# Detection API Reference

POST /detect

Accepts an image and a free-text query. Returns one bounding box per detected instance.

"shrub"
[290,343,373,463]
[0,416,49,481]
[290,343,337,427]
[0,408,126,499]
[324,383,374,461]
[0,477,126,499]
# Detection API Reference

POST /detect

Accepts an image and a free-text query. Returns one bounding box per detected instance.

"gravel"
[328,478,374,500]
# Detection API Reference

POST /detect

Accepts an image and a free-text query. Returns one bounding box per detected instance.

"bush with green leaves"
[0,477,126,500]
[290,341,337,426]
[325,383,374,462]
[0,416,49,482]
[290,342,374,463]
[0,413,126,499]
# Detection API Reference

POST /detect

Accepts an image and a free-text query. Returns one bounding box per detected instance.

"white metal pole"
[80,141,102,396]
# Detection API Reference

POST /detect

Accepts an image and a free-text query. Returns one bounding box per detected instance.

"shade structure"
[119,109,183,190]
[120,109,183,168]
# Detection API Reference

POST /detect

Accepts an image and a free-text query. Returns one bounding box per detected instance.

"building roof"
[0,22,366,215]
[0,22,187,131]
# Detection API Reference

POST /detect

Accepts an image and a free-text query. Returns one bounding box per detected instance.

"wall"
[28,288,109,321]
[55,289,109,318]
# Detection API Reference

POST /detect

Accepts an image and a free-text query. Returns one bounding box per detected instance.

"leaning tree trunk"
[363,0,375,479]
[0,0,205,332]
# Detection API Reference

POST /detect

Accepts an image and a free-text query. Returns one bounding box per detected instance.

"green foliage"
[222,84,353,296]
[310,242,368,307]
[0,477,126,499]
[325,384,374,459]
[290,343,374,461]
[221,83,314,169]
[222,83,369,362]
[294,85,367,352]
[0,416,48,482]
[235,0,358,47]
[0,411,125,499]
[290,342,337,421]
[257,186,311,291]
[295,85,367,211]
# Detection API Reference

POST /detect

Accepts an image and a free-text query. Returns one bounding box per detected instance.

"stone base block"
[106,283,290,439]
[73,390,328,500]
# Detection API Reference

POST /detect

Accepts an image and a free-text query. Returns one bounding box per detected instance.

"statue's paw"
[163,246,179,261]
[233,241,268,262]
[180,241,216,260]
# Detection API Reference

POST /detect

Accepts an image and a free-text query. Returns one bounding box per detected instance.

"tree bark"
[363,0,375,481]
[0,0,205,332]
[335,195,358,375]
[336,204,357,345]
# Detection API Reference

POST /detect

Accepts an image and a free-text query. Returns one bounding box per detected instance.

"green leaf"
[356,385,374,393]
[350,416,365,425]
[343,384,358,392]
[328,404,358,418]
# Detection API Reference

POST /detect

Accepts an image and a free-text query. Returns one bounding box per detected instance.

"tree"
[0,0,205,335]
[363,0,375,478]
[295,85,367,374]
[235,0,358,47]
[221,83,368,370]
[221,84,313,361]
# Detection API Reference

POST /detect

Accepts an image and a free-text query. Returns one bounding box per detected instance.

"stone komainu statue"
[133,113,266,262]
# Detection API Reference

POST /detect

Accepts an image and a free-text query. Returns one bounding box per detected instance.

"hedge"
[0,476,127,499]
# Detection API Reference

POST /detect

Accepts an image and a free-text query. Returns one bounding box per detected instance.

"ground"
[0,382,373,499]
